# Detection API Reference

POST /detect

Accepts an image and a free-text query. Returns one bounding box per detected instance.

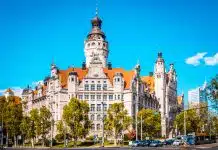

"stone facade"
[22,14,177,138]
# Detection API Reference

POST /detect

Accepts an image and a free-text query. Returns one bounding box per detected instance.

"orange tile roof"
[141,76,155,92]
[58,67,135,90]
[59,68,89,88]
[103,68,135,89]
[5,88,13,93]
[177,96,183,105]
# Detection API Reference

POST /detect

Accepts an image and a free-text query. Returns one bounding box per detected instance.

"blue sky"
[0,0,217,105]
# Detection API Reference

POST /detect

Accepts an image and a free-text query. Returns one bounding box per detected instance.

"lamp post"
[1,109,3,146]
[101,101,104,147]
[49,103,53,148]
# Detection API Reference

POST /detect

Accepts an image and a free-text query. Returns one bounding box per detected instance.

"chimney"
[82,62,86,70]
[108,62,112,70]
[149,72,153,77]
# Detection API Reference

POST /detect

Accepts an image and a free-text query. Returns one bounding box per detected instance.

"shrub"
[55,134,64,142]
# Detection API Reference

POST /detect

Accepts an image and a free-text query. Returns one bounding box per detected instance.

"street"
[3,144,218,150]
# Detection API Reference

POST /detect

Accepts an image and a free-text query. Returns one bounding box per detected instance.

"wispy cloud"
[31,80,43,88]
[204,53,218,66]
[0,87,23,97]
[185,52,207,66]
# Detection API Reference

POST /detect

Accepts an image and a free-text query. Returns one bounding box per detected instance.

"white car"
[173,140,183,146]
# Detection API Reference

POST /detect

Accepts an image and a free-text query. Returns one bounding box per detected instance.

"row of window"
[87,42,107,48]
[90,104,109,112]
[78,94,123,101]
[90,114,107,121]
[84,84,107,91]
[91,123,101,131]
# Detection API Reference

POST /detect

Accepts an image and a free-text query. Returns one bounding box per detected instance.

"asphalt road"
[3,146,218,150]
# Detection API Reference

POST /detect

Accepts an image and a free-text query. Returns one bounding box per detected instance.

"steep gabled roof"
[141,76,155,92]
[57,67,135,90]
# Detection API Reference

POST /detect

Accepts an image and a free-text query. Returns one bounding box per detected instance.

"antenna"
[95,0,98,16]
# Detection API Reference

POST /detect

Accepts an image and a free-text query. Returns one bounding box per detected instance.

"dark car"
[141,140,151,147]
[130,140,141,147]
[149,140,163,147]
[162,139,174,145]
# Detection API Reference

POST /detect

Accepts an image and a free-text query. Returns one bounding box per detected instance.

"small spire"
[95,0,98,16]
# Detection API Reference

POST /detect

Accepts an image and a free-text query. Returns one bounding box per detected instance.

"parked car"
[140,140,151,147]
[162,139,174,145]
[149,140,163,147]
[173,140,184,146]
[129,140,141,147]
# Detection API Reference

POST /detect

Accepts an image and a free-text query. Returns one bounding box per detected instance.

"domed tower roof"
[91,16,102,28]
[87,15,106,40]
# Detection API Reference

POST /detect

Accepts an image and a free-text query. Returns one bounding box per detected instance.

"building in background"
[146,53,177,138]
[188,80,208,108]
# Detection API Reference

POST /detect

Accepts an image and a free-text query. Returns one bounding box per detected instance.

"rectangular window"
[91,124,95,130]
[85,84,89,91]
[103,84,107,90]
[103,104,107,111]
[118,94,120,100]
[84,94,89,100]
[79,95,83,100]
[109,104,112,108]
[97,104,101,111]
[91,95,95,101]
[90,104,95,111]
[97,84,101,91]
[109,94,113,100]
[91,84,95,91]
[103,95,107,101]
[97,94,101,100]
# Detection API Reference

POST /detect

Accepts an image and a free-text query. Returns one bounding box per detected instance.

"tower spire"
[95,0,98,16]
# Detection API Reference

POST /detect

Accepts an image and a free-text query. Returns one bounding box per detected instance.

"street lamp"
[1,109,3,146]
[101,101,104,147]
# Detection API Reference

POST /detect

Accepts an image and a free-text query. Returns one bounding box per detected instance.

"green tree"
[104,102,132,145]
[208,75,218,113]
[62,98,91,147]
[20,115,31,145]
[29,108,40,147]
[4,96,23,147]
[137,108,161,138]
[38,106,51,147]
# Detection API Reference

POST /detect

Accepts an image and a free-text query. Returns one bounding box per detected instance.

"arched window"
[90,114,95,121]
[87,43,90,47]
[97,124,101,130]
[92,42,95,46]
[91,124,95,130]
[97,114,101,120]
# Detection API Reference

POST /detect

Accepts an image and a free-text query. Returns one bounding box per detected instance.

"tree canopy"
[137,108,161,138]
[62,98,91,147]
[104,102,132,145]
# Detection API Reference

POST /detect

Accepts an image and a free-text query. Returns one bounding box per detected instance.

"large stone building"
[22,14,177,138]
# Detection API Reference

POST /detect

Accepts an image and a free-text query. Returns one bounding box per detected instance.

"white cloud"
[185,52,207,66]
[31,80,43,87]
[204,53,218,66]
[0,87,23,97]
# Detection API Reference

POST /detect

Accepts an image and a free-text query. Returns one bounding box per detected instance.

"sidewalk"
[195,143,218,149]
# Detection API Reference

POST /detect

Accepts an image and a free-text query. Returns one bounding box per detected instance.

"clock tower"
[84,14,109,68]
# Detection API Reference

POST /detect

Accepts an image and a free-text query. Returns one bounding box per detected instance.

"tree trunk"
[14,135,17,147]
[74,137,77,147]
[6,132,8,147]
[31,138,34,148]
